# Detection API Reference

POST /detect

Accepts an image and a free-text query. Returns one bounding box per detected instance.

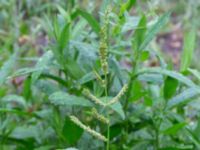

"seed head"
[83,89,106,106]
[70,116,108,142]
[107,84,128,106]
[92,108,109,124]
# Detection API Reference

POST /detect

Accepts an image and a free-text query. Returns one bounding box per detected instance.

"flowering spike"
[92,108,109,124]
[93,70,105,87]
[82,89,106,106]
[107,84,128,106]
[70,116,108,142]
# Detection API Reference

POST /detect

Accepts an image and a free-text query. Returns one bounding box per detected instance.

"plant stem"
[155,128,160,149]
[124,53,140,111]
[106,122,110,150]
[105,74,110,150]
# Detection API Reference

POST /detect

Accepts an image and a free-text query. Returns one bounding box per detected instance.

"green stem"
[105,74,110,150]
[124,52,140,111]
[106,122,110,150]
[155,128,160,149]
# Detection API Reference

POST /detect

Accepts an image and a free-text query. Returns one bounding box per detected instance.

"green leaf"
[77,72,96,85]
[65,59,85,79]
[186,128,200,149]
[101,97,125,120]
[109,102,125,120]
[180,29,196,72]
[162,122,186,135]
[2,95,26,108]
[132,15,147,51]
[194,117,200,138]
[164,76,179,100]
[49,92,93,107]
[139,11,171,51]
[31,51,53,83]
[62,117,83,144]
[129,80,143,102]
[23,76,32,100]
[72,9,100,34]
[0,108,36,117]
[167,87,200,109]
[58,23,70,52]
[140,51,149,61]
[135,67,196,87]
[119,0,136,16]
[0,53,17,85]
[10,68,41,78]
[10,126,37,140]
[188,68,200,82]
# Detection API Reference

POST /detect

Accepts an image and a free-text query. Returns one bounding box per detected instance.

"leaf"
[58,23,70,52]
[132,15,147,51]
[109,124,122,140]
[119,0,136,16]
[162,122,186,135]
[188,68,200,82]
[65,59,85,79]
[9,68,41,78]
[194,117,200,138]
[109,102,125,120]
[164,76,179,100]
[10,126,37,140]
[77,72,96,85]
[2,95,26,108]
[0,53,17,85]
[139,11,171,51]
[167,87,200,109]
[62,117,83,144]
[0,108,36,117]
[31,51,53,83]
[180,29,196,72]
[186,128,200,149]
[101,97,125,120]
[72,9,100,34]
[135,67,196,87]
[49,92,93,107]
[22,76,32,100]
[140,51,149,61]
[59,148,78,150]
[129,80,143,102]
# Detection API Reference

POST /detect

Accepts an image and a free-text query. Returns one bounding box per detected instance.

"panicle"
[83,89,106,107]
[107,84,128,106]
[70,115,108,142]
[92,108,109,124]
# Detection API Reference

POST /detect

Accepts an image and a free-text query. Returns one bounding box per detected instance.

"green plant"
[0,0,200,150]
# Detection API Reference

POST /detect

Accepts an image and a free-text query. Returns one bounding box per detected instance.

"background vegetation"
[0,0,200,149]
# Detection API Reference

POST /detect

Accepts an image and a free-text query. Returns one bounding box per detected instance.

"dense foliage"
[0,0,200,150]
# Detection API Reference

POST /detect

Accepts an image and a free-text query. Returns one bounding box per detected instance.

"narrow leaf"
[167,87,200,109]
[0,53,17,85]
[139,11,171,51]
[72,9,100,34]
[162,122,186,135]
[180,29,196,72]
[135,67,196,87]
[132,15,147,51]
